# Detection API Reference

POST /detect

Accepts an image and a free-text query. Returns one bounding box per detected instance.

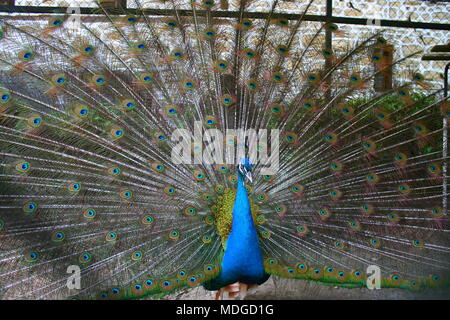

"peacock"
[0,0,449,300]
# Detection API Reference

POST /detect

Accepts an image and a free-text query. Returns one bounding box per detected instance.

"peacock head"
[238,158,253,183]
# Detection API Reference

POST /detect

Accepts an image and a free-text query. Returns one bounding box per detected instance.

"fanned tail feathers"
[0,0,448,299]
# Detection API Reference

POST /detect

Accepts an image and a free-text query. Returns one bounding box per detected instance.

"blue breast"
[203,171,269,290]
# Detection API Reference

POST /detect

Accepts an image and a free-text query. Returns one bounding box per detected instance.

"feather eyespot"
[164,186,176,196]
[131,284,144,295]
[82,45,94,55]
[202,193,212,201]
[165,18,178,29]
[170,48,184,60]
[184,207,197,217]
[169,230,180,240]
[79,252,92,264]
[15,160,31,174]
[256,193,267,202]
[284,132,298,144]
[120,189,133,200]
[398,183,410,195]
[24,251,40,263]
[296,263,308,274]
[48,17,63,28]
[275,45,289,57]
[261,231,271,239]
[216,165,228,173]
[204,215,214,225]
[324,132,338,144]
[245,79,258,90]
[51,231,65,242]
[144,279,155,290]
[83,208,96,219]
[142,215,154,226]
[109,126,124,139]
[131,251,142,261]
[360,204,374,215]
[429,207,444,218]
[107,166,121,176]
[256,215,266,225]
[310,268,323,279]
[296,225,308,236]
[243,48,257,59]
[203,28,216,40]
[51,74,67,86]
[18,50,34,61]
[369,238,381,248]
[23,201,38,214]
[121,99,136,111]
[1,91,11,103]
[290,184,304,194]
[275,204,286,216]
[265,258,278,266]
[201,235,212,244]
[318,208,331,220]
[221,94,235,107]
[106,232,118,242]
[334,240,346,249]
[202,0,215,7]
[351,270,364,280]
[154,132,167,142]
[330,160,343,172]
[109,288,122,299]
[67,182,81,193]
[27,115,42,128]
[387,213,400,224]
[348,220,361,231]
[73,105,89,118]
[366,173,379,185]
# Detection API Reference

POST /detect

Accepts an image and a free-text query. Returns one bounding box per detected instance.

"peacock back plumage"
[0,0,449,300]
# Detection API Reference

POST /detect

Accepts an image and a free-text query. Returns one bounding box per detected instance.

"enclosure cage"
[0,0,448,300]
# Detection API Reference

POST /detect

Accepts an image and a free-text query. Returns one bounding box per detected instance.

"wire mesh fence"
[4,0,449,89]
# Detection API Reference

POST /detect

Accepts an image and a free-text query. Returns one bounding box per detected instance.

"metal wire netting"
[332,0,450,24]
[14,0,98,6]
[6,0,450,90]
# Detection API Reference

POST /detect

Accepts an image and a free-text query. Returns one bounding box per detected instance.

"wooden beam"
[421,54,450,61]
[431,43,450,53]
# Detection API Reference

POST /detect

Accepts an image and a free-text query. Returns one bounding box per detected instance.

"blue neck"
[231,172,254,229]
[203,168,268,288]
